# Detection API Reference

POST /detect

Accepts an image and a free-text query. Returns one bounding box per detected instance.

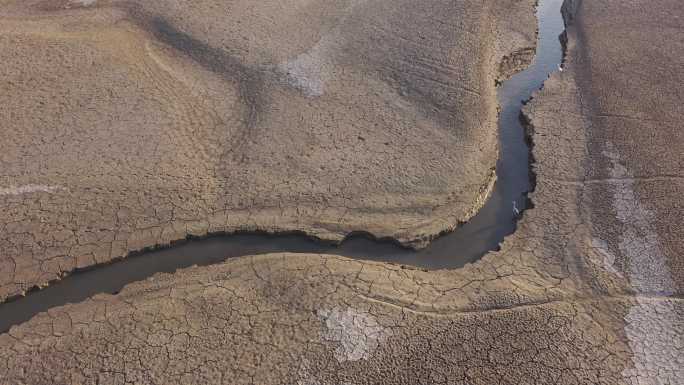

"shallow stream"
[0,0,566,332]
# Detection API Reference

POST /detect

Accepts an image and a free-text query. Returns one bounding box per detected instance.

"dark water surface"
[0,0,565,332]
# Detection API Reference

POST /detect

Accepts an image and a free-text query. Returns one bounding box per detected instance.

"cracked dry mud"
[1,0,684,384]
[0,0,537,301]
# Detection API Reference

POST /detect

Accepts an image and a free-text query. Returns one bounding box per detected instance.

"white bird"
[558,64,564,72]
[512,201,521,218]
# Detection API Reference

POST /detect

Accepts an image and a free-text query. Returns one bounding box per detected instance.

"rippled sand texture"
[0,0,537,301]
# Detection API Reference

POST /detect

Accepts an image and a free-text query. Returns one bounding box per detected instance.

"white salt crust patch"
[621,301,684,385]
[601,143,684,384]
[318,307,392,362]
[603,144,673,295]
[0,185,64,196]
[278,0,368,97]
[591,238,622,276]
[279,39,329,97]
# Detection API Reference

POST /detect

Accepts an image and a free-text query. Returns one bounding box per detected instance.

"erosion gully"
[0,0,565,332]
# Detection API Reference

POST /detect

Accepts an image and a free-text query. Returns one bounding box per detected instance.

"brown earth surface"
[0,0,537,302]
[2,0,684,384]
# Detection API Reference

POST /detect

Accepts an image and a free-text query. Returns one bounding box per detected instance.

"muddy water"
[0,0,566,332]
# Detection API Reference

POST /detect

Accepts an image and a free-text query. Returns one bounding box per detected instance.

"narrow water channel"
[0,0,566,332]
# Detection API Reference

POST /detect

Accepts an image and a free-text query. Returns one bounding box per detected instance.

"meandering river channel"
[0,0,565,332]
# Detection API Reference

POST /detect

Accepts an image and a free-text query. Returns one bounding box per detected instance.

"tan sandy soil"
[561,0,684,294]
[1,253,674,385]
[2,1,683,383]
[0,0,537,302]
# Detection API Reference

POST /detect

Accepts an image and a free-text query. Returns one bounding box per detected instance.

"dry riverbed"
[0,0,536,302]
[1,0,683,384]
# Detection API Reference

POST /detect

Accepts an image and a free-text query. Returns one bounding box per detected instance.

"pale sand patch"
[603,144,684,383]
[318,307,392,362]
[591,237,623,276]
[0,185,64,196]
[604,144,673,295]
[279,37,329,97]
[622,300,684,385]
[278,0,368,97]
